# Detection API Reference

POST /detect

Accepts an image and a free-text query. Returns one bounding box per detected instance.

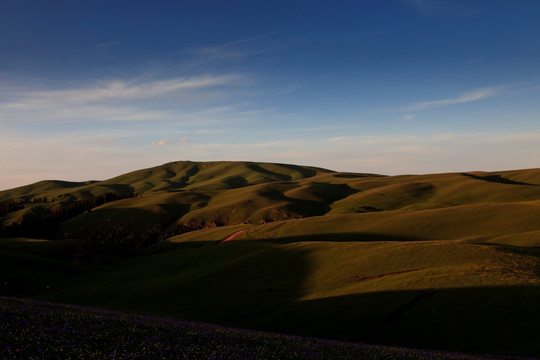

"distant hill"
[0,161,345,248]
[1,161,539,357]
[2,161,539,250]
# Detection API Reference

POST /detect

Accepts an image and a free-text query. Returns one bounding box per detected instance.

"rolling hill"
[1,161,539,357]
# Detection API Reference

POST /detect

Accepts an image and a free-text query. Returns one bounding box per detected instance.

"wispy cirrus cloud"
[280,85,303,94]
[401,86,502,112]
[187,36,278,64]
[9,75,241,106]
[0,74,253,125]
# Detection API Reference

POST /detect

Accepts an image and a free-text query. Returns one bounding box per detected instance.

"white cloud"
[150,137,190,147]
[402,86,501,111]
[151,139,174,147]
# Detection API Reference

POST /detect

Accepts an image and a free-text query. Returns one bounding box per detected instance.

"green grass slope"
[97,160,333,194]
[236,201,540,244]
[327,170,540,213]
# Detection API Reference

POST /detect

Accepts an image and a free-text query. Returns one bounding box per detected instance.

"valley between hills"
[1,161,539,358]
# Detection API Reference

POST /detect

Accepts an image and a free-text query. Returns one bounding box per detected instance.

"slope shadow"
[247,233,422,244]
[462,173,538,186]
[128,240,538,358]
[271,286,540,358]
[4,235,539,358]
[273,163,319,178]
[258,188,332,216]
[99,184,136,193]
[223,176,249,189]
[60,206,193,250]
[333,172,385,178]
[101,240,538,358]
[247,164,293,181]
[256,182,357,218]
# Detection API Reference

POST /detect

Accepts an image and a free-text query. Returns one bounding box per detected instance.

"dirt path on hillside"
[219,228,249,244]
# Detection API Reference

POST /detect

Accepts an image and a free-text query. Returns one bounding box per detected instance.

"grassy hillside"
[1,161,539,357]
[3,162,540,250]
[0,161,334,244]
[0,161,332,202]
[2,234,537,357]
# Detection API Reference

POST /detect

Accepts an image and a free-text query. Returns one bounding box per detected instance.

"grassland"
[1,161,539,358]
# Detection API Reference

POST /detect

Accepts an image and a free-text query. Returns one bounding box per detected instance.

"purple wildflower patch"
[0,296,532,360]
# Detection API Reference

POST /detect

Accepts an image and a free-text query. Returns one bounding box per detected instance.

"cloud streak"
[402,86,501,111]
[0,74,258,126]
[186,36,281,65]
[14,75,241,106]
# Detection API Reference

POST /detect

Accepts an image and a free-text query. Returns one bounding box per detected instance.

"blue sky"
[1,0,539,189]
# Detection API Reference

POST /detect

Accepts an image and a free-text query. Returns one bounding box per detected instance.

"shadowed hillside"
[1,161,539,357]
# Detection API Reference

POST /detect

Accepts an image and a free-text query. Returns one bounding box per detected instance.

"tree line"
[0,192,136,238]
[0,200,24,218]
[0,197,52,218]
[42,192,136,222]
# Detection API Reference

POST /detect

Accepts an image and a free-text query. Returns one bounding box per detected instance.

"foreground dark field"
[0,297,526,360]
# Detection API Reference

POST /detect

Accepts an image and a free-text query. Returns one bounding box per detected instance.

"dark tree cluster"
[28,197,48,204]
[42,192,135,222]
[0,197,51,218]
[0,200,24,218]
[0,192,136,239]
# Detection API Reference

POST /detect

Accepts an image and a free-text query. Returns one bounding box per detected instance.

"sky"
[1,0,539,190]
